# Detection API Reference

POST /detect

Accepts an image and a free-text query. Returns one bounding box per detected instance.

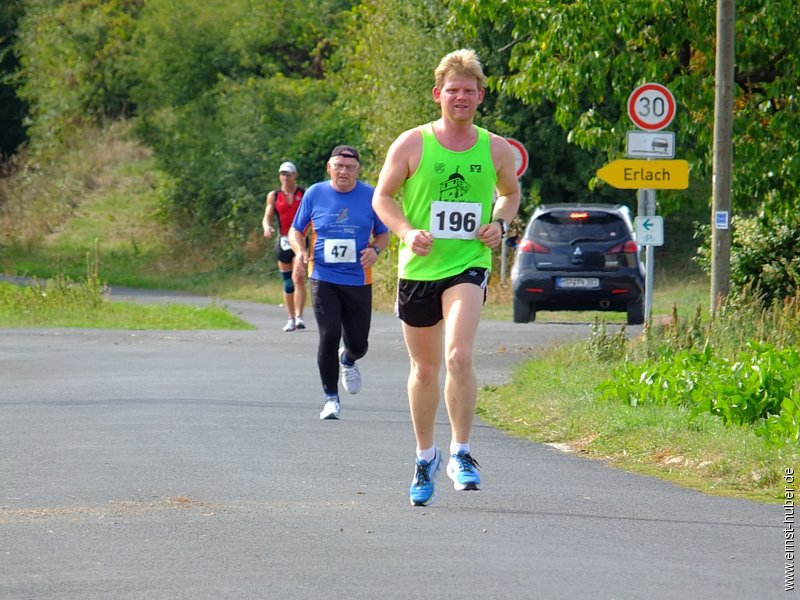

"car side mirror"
[505,235,518,248]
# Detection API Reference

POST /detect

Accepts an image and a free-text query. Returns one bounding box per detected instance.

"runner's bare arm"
[289,227,308,266]
[359,231,392,268]
[262,191,277,238]
[373,129,433,256]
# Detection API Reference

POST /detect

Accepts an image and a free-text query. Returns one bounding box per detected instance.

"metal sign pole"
[499,180,520,285]
[500,211,508,284]
[643,188,656,322]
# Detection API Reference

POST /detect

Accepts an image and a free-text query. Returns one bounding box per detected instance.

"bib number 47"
[323,238,356,263]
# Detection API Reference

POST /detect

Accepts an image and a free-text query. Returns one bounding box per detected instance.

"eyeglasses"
[331,163,358,173]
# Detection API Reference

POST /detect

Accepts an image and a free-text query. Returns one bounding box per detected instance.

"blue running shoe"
[447,451,481,491]
[409,448,442,506]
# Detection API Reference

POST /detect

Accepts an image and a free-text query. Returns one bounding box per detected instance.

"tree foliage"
[451,9,627,215]
[7,0,356,248]
[129,0,356,243]
[4,0,799,255]
[447,0,800,215]
[338,0,449,179]
[0,0,27,157]
[14,0,142,148]
[696,211,800,303]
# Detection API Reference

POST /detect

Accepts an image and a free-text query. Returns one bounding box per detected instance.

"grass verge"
[0,280,253,330]
[478,343,797,504]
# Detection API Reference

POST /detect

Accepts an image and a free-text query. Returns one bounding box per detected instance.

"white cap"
[278,161,298,174]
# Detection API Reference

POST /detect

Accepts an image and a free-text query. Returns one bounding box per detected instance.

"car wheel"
[513,297,534,323]
[626,300,644,325]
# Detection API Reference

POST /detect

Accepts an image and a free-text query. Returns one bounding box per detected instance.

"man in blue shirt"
[289,146,391,420]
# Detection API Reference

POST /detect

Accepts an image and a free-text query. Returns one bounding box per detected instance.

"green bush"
[137,76,355,244]
[14,0,142,147]
[598,340,800,448]
[696,210,800,303]
[129,0,358,247]
[595,288,800,448]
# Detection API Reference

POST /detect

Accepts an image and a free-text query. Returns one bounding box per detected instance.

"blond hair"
[434,49,486,90]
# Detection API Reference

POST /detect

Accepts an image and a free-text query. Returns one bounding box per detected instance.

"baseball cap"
[278,161,297,174]
[329,145,360,162]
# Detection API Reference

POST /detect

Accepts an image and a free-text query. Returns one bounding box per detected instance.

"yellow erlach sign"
[597,159,689,190]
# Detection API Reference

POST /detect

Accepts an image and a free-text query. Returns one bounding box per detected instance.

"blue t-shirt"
[291,180,388,286]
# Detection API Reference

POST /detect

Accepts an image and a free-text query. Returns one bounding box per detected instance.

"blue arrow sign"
[634,216,664,246]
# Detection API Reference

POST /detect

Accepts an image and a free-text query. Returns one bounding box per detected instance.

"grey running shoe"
[339,347,362,394]
[319,398,340,420]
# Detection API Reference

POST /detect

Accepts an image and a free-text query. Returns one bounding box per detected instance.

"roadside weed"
[479,291,800,503]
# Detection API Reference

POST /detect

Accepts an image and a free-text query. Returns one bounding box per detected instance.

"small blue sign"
[715,211,729,230]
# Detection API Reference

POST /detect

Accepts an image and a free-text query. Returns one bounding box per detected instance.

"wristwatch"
[494,218,508,236]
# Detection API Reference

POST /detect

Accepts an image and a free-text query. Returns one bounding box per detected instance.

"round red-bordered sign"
[627,83,676,131]
[506,137,529,178]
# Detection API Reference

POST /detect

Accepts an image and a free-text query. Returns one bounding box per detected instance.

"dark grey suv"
[510,203,645,324]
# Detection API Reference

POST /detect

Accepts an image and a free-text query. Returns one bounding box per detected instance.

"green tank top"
[399,123,497,281]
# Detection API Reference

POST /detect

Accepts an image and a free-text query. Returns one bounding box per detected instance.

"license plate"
[556,277,600,289]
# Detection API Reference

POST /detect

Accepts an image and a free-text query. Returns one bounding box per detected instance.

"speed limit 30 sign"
[627,83,676,131]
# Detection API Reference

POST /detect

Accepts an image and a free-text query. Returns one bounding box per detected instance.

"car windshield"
[532,212,629,244]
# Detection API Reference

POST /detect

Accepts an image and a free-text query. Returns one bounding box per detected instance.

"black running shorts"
[396,267,489,327]
[274,236,295,264]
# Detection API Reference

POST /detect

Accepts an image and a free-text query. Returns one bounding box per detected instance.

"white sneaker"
[319,398,340,420]
[282,318,296,332]
[339,347,362,394]
[295,316,306,330]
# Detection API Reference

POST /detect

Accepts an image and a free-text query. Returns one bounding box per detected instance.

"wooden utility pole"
[710,0,735,312]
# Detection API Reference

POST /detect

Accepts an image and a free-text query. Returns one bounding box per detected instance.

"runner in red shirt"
[262,161,307,332]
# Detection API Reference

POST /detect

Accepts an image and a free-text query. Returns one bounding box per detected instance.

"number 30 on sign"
[627,83,676,132]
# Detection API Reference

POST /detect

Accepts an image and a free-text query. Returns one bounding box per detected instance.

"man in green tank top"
[373,49,520,507]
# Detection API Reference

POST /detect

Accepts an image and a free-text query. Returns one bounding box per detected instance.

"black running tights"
[310,279,372,396]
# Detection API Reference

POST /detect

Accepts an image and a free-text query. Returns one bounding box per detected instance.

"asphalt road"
[0,289,788,599]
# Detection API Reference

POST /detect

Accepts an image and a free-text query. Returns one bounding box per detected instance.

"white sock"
[450,442,470,456]
[416,446,436,463]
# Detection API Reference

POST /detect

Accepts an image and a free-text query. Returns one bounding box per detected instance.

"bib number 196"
[430,201,481,240]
